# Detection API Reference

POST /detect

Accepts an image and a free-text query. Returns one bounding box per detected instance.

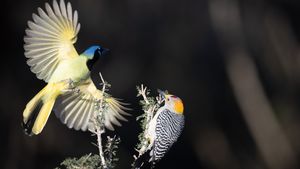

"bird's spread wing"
[24,0,81,82]
[53,78,130,131]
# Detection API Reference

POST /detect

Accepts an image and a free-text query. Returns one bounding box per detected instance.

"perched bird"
[22,0,129,135]
[134,90,184,168]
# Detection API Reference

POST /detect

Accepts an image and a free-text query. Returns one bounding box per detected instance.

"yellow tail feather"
[23,81,69,135]
[32,98,56,135]
[23,87,47,123]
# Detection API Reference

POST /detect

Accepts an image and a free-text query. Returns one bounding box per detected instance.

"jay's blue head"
[83,45,110,70]
[82,45,110,59]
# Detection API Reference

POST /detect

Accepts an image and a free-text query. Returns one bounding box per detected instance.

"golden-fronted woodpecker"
[146,90,185,163]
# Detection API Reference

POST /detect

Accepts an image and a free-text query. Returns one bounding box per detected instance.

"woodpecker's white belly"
[147,107,164,145]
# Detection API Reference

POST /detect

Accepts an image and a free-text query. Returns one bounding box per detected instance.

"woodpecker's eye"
[167,98,170,101]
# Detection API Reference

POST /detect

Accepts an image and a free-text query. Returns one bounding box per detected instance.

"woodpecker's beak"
[158,89,168,99]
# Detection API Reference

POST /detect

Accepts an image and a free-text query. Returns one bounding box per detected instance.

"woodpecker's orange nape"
[174,98,184,114]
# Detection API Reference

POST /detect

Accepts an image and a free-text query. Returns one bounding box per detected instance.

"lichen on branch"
[134,84,164,162]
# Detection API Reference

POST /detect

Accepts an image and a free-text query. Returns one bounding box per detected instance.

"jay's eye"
[99,47,104,54]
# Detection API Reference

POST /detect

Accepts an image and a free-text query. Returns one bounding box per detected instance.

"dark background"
[2,0,300,169]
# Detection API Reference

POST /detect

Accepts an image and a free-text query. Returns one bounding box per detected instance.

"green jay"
[22,0,129,135]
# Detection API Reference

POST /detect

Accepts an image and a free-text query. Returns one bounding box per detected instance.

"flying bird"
[22,0,129,135]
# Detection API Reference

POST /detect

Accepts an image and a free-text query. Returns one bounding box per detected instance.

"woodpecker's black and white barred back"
[150,109,185,162]
[132,90,184,169]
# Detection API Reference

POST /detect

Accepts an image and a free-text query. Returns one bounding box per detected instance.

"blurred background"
[1,0,300,168]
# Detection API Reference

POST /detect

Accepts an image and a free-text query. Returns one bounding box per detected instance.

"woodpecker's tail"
[131,150,157,169]
[22,82,68,135]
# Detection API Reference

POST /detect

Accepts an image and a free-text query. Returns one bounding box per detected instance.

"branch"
[138,84,150,105]
[57,73,120,169]
[132,85,164,168]
[90,72,108,168]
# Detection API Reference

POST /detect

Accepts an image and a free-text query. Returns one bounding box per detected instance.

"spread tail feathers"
[22,82,68,135]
